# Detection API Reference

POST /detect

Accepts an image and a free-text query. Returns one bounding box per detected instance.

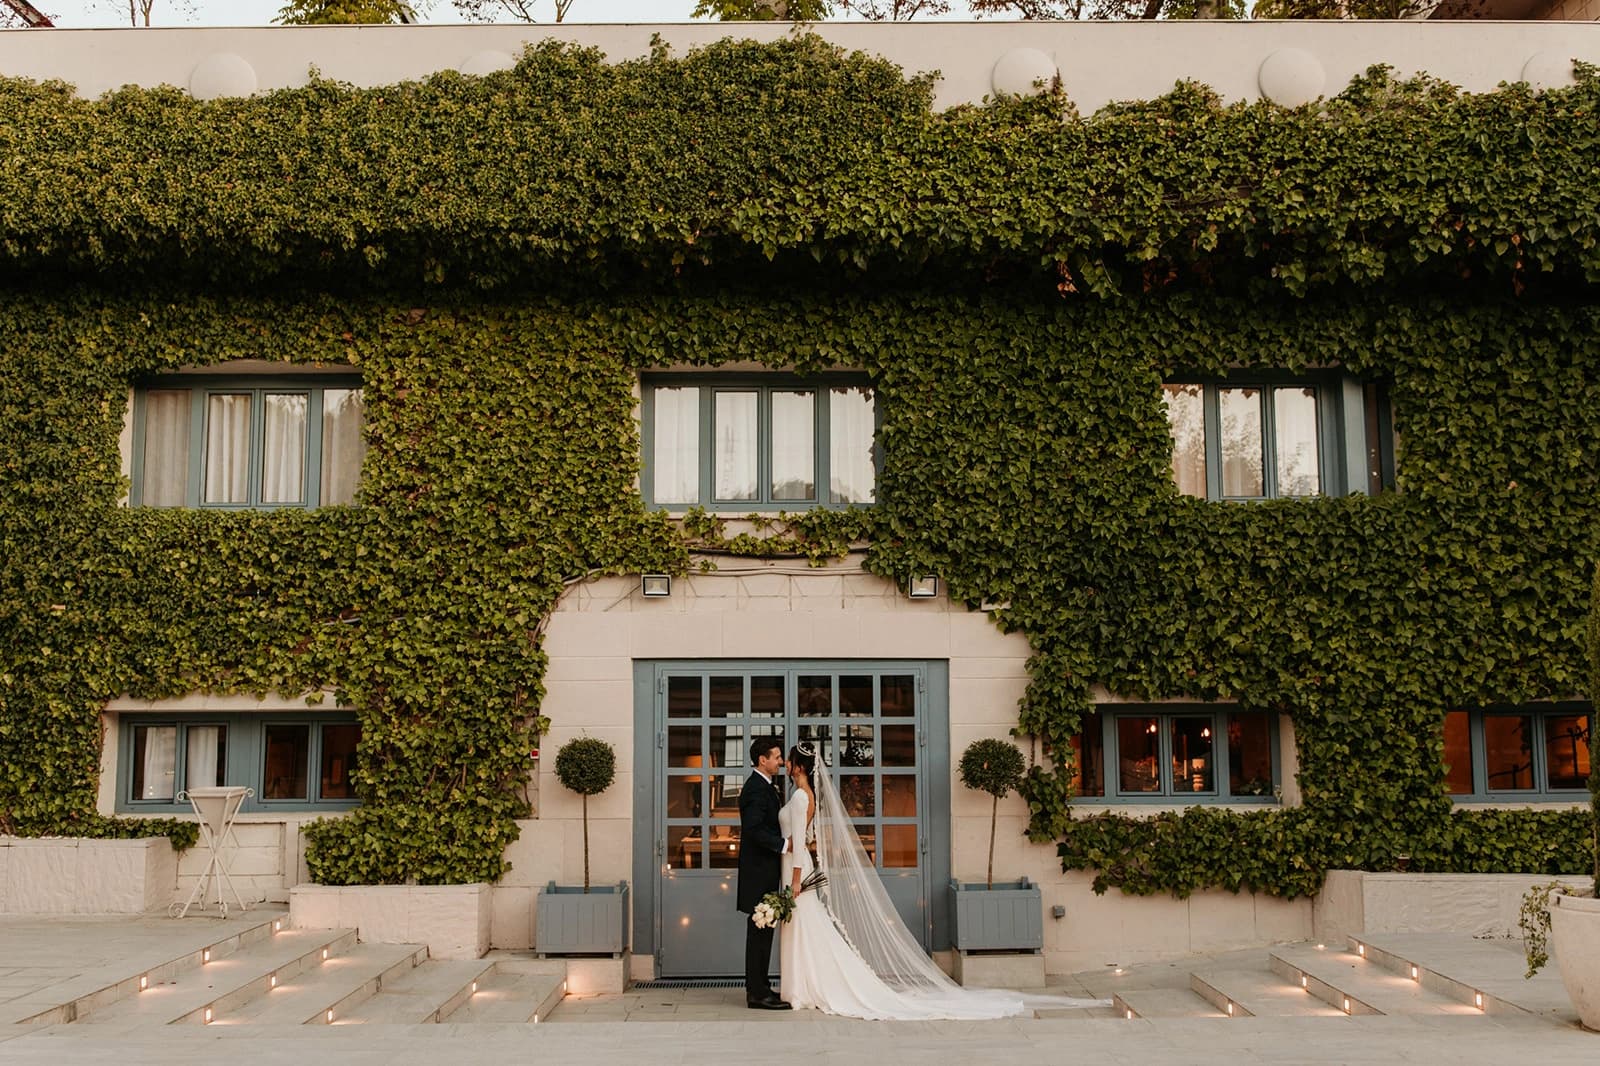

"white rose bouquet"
[751,870,827,929]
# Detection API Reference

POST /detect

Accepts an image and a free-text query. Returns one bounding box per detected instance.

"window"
[118,713,361,813]
[131,377,366,508]
[1444,705,1592,800]
[1162,376,1393,500]
[643,376,878,510]
[1068,708,1278,803]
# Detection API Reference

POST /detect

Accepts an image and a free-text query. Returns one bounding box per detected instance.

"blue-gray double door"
[633,660,950,978]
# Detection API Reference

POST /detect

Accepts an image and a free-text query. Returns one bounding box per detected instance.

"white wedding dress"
[777,771,1106,1021]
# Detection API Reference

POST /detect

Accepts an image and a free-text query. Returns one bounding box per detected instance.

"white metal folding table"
[170,785,253,918]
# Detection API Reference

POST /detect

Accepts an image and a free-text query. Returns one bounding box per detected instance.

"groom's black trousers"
[745,913,776,999]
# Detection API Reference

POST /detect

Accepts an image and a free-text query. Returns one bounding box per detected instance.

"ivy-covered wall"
[0,36,1595,894]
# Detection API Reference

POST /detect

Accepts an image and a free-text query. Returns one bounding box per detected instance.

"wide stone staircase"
[5,915,565,1032]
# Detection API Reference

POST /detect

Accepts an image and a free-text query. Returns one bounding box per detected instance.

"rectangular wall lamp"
[641,574,672,598]
[908,575,939,599]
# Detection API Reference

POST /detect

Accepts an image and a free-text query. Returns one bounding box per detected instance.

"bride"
[777,742,1106,1020]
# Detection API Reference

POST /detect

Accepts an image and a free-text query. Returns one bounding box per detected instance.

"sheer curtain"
[204,394,252,504]
[261,393,307,504]
[770,390,815,501]
[1161,384,1207,497]
[320,388,366,505]
[140,390,191,507]
[829,387,876,504]
[139,726,177,801]
[714,391,757,501]
[652,387,700,503]
[185,726,224,789]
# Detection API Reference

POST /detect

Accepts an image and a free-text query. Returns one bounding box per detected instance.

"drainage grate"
[632,978,747,989]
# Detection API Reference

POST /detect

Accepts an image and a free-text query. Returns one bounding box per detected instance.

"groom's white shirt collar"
[755,769,773,785]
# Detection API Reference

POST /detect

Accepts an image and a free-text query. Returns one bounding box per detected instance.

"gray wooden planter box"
[949,877,1043,953]
[535,881,629,957]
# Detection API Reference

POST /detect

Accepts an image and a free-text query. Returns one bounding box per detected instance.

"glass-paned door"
[651,663,932,978]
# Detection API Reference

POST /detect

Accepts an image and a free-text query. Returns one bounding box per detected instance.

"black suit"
[736,769,786,1000]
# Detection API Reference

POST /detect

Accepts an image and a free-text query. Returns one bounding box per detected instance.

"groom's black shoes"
[747,994,793,1010]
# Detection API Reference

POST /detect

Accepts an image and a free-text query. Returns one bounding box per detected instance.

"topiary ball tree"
[958,738,1027,889]
[554,736,616,892]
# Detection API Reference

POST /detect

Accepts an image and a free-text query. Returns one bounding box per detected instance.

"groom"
[736,736,792,1010]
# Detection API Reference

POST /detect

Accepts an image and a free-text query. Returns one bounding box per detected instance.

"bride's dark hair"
[787,743,816,780]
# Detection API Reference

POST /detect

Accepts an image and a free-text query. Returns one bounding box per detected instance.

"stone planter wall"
[290,882,492,959]
[1313,870,1598,946]
[0,836,178,915]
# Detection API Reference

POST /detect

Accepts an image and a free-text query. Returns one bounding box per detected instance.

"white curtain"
[261,393,307,504]
[770,390,815,500]
[652,386,700,504]
[139,726,176,801]
[1273,386,1321,496]
[140,390,190,507]
[829,387,876,504]
[320,388,366,505]
[714,391,757,501]
[1161,384,1208,497]
[185,726,223,790]
[204,394,252,504]
[1218,387,1264,498]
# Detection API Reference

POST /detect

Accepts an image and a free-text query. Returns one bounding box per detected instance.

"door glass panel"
[882,774,916,817]
[840,774,874,817]
[770,390,816,501]
[713,391,757,501]
[183,725,227,791]
[1273,386,1320,496]
[1118,716,1161,793]
[1218,387,1264,498]
[261,392,307,504]
[839,675,873,717]
[706,823,742,868]
[854,824,877,864]
[140,389,190,507]
[881,724,915,767]
[798,722,833,768]
[1227,713,1273,797]
[709,724,744,773]
[880,675,915,717]
[1170,716,1215,793]
[667,676,702,718]
[667,825,700,871]
[652,386,700,504]
[132,725,177,801]
[829,386,876,504]
[1443,710,1473,795]
[262,724,310,801]
[1162,383,1207,497]
[666,774,700,819]
[798,675,832,717]
[667,726,702,769]
[319,724,359,800]
[1484,714,1534,790]
[1545,713,1591,790]
[203,393,252,504]
[881,824,918,869]
[709,676,743,718]
[709,773,745,819]
[750,676,783,719]
[839,724,873,767]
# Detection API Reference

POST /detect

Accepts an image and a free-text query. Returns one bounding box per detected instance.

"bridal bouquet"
[752,870,827,929]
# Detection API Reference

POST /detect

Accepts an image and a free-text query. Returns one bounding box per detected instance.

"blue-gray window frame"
[129,375,363,509]
[115,712,362,814]
[640,373,881,511]
[1446,703,1593,801]
[1077,707,1281,804]
[1164,372,1380,501]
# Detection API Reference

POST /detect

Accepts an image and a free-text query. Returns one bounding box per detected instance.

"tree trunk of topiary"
[583,792,590,893]
[988,792,997,889]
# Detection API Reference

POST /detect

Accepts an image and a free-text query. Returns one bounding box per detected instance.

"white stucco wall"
[0,23,1596,113]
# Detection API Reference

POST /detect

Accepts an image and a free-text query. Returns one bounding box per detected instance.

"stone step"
[335,959,494,1024]
[1271,944,1475,1017]
[1190,965,1345,1018]
[76,928,357,1027]
[2,914,285,1030]
[443,969,565,1024]
[218,942,428,1026]
[1110,987,1226,1019]
[1348,932,1579,1023]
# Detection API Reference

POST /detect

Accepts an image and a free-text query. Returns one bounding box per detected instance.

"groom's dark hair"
[750,736,783,765]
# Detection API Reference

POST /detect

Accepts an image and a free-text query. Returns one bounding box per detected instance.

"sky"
[30,0,989,28]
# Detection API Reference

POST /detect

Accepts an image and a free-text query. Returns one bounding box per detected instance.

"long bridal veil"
[809,751,1107,1014]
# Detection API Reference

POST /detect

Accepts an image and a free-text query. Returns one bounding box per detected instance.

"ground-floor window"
[1068,707,1279,803]
[1444,704,1591,799]
[118,712,361,813]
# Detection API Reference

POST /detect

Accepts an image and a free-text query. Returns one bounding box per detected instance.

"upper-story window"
[1162,376,1393,501]
[131,375,366,508]
[1067,707,1279,804]
[1444,704,1591,800]
[643,375,878,510]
